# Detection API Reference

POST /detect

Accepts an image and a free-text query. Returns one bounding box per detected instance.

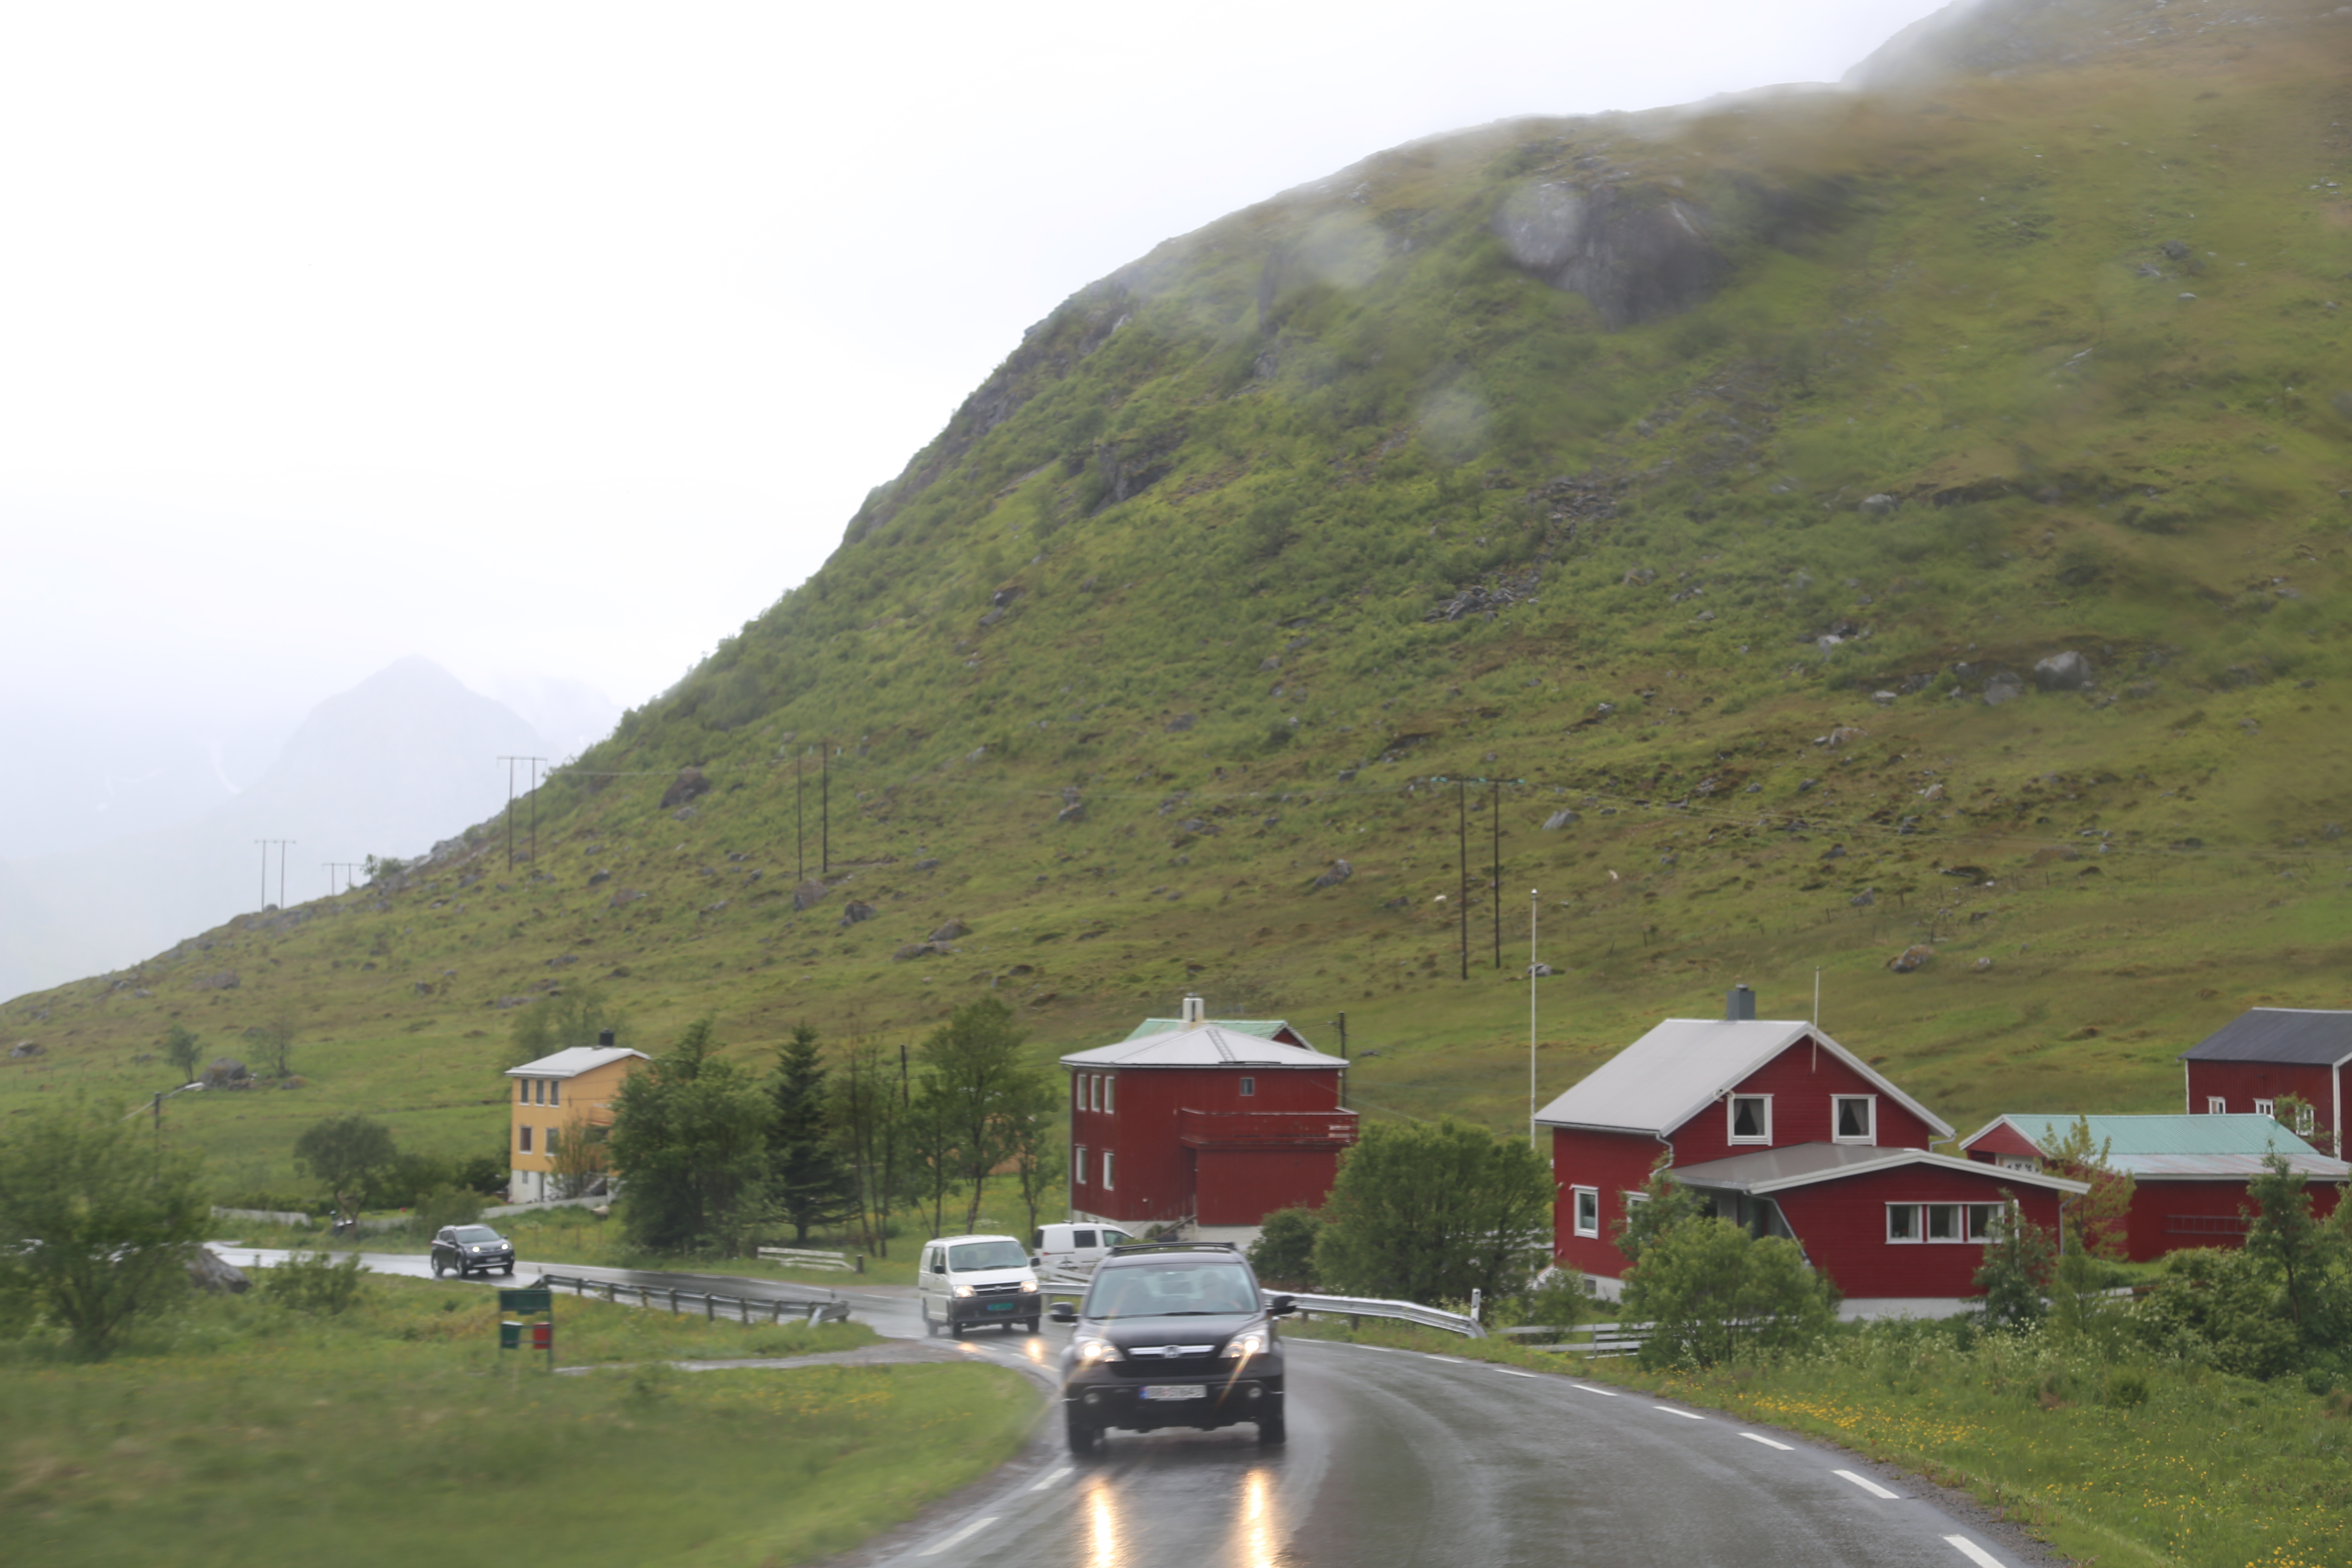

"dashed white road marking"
[919,1515,997,1556]
[1027,1466,1072,1492]
[1425,1355,1464,1364]
[1834,1469,1902,1500]
[1573,1384,1620,1396]
[1353,1344,1399,1353]
[1740,1433,1794,1451]
[1653,1405,1706,1421]
[913,1514,997,1551]
[1494,1368,1539,1378]
[1943,1535,2004,1568]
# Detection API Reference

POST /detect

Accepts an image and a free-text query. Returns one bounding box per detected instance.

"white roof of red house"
[1960,1113,2352,1182]
[1531,1017,1953,1141]
[505,1045,649,1079]
[1671,1142,2088,1197]
[1061,1022,1345,1071]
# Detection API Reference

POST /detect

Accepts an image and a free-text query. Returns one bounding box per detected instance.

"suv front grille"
[971,1282,1027,1296]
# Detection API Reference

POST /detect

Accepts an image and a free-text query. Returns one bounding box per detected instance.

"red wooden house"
[1060,996,1357,1244]
[1535,988,2087,1315]
[1960,1112,2348,1261]
[2180,1008,2352,1155]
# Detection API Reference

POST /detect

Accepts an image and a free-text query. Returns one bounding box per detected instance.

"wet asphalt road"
[224,1249,2035,1567]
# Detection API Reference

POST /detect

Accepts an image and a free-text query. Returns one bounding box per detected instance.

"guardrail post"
[704,1292,715,1321]
[668,1288,679,1314]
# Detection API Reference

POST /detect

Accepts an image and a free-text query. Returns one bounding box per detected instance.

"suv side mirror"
[1030,1256,1042,1269]
[1267,1294,1296,1317]
[1048,1301,1077,1323]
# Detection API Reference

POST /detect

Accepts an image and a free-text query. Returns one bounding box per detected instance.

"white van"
[1031,1221,1139,1275]
[917,1233,1042,1337]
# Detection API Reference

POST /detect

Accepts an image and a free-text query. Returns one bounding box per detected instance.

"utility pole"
[254,839,294,910]
[1456,782,1469,980]
[496,756,545,870]
[1529,888,1540,1153]
[821,741,831,876]
[326,861,365,896]
[1332,1011,1348,1110]
[1491,778,1503,971]
[796,750,805,883]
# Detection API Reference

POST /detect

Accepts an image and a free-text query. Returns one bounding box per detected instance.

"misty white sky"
[0,0,1949,739]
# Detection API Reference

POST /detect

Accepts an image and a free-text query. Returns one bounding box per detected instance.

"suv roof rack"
[1105,1240,1239,1256]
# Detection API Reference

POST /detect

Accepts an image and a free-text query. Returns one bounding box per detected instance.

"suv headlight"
[1073,1335,1124,1363]
[1019,1277,1039,1294]
[953,1284,975,1298]
[1220,1330,1267,1360]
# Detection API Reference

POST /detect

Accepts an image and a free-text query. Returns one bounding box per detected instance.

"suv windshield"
[948,1240,1027,1271]
[452,1226,501,1243]
[1088,1261,1258,1318]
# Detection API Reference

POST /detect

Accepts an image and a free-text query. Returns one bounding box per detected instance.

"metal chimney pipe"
[1726,985,1756,1023]
[598,1028,616,1047]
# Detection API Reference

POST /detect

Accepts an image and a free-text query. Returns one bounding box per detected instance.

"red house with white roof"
[1535,987,2087,1315]
[1060,995,1357,1244]
[1960,1112,2347,1261]
[2180,1008,2352,1155]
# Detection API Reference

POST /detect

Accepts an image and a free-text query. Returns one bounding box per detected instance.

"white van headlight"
[1019,1276,1039,1293]
[952,1284,975,1298]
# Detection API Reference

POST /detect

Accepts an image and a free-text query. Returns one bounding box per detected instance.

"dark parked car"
[431,1224,515,1279]
[1050,1241,1292,1455]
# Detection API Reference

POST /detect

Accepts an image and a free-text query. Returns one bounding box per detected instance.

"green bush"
[407,1186,484,1239]
[1623,1218,1840,1370]
[1247,1208,1324,1290]
[256,1250,369,1316]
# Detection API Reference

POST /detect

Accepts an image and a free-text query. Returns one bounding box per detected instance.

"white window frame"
[1727,1094,1772,1145]
[1088,1074,1100,1112]
[2254,1098,2275,1119]
[518,1125,533,1154]
[2207,1096,2227,1115]
[1831,1094,1877,1145]
[1886,1203,1919,1242]
[548,1079,560,1108]
[1102,1074,1115,1114]
[1997,1155,2038,1174]
[1965,1204,2000,1242]
[518,1079,529,1103]
[1102,1150,1115,1191]
[2297,1103,2317,1138]
[1239,1076,1256,1098]
[1073,1075,1084,1110]
[1074,1145,1087,1185]
[1571,1185,1600,1239]
[1924,1203,1961,1242]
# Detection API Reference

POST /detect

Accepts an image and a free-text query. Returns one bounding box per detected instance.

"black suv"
[430,1224,516,1279]
[1050,1241,1293,1454]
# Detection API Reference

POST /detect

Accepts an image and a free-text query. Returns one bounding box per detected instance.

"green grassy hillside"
[9,0,2352,1188]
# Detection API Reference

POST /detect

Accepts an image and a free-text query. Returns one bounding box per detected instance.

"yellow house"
[505,1035,648,1204]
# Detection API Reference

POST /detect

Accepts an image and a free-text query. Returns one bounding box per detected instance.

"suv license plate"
[1140,1384,1207,1402]
[986,1302,1015,1312]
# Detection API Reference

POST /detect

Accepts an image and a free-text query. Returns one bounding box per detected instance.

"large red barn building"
[2180,1008,2352,1154]
[1060,996,1357,1244]
[1960,1112,2347,1261]
[1535,988,2087,1316]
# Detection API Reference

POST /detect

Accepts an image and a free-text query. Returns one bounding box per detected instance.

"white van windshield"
[1088,1262,1258,1317]
[948,1240,1027,1271]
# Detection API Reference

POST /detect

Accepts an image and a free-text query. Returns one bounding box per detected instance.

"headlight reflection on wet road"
[1235,1467,1278,1568]
[1086,1478,1121,1568]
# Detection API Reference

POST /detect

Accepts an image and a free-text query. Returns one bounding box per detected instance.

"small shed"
[2179,1008,2352,1152]
[1960,1112,2348,1261]
[1060,995,1356,1245]
[505,1034,648,1204]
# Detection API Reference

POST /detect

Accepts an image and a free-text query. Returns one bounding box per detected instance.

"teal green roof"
[1122,1018,1299,1044]
[1967,1113,2348,1180]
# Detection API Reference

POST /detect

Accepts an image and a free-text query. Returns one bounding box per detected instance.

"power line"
[496,755,547,871]
[253,839,294,910]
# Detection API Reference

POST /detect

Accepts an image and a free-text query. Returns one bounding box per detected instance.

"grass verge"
[0,1277,1035,1568]
[1280,1314,2351,1568]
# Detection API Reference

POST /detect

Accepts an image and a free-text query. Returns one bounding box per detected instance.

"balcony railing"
[1176,1108,1360,1150]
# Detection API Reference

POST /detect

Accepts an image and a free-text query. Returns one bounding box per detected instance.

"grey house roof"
[1121,1017,1309,1047]
[1061,1022,1346,1071]
[505,1045,649,1079]
[1961,1112,2351,1182]
[1671,1142,2088,1197]
[1531,1017,1952,1141]
[2180,1008,2352,1067]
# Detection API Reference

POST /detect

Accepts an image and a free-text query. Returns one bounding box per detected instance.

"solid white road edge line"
[1573,1384,1621,1396]
[1654,1406,1707,1421]
[1740,1433,1794,1451]
[1943,1535,2004,1568]
[1834,1470,1902,1500]
[1426,1355,1464,1363]
[918,1516,997,1556]
[1028,1466,1073,1492]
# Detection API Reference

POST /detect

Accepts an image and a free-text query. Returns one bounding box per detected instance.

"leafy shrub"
[259,1250,369,1315]
[1623,1219,1840,1370]
[1247,1208,1323,1290]
[408,1186,485,1239]
[2105,1369,2150,1408]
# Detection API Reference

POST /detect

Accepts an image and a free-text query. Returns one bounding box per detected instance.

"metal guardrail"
[1501,1320,1654,1357]
[1283,1292,1485,1339]
[539,1271,852,1326]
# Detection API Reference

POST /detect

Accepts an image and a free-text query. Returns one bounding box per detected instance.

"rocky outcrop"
[661,767,712,808]
[1494,181,1725,328]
